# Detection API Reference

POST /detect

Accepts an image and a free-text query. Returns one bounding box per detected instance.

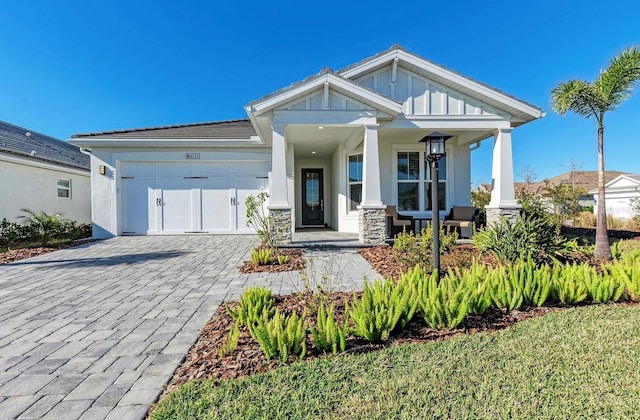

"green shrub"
[488,266,524,311]
[473,213,573,264]
[551,263,588,305]
[419,271,471,330]
[349,277,419,343]
[247,309,307,363]
[0,218,29,247]
[309,301,349,354]
[226,287,275,326]
[218,322,240,358]
[250,248,272,265]
[18,209,65,246]
[393,224,458,268]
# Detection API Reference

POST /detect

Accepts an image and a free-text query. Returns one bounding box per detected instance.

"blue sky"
[1,0,639,185]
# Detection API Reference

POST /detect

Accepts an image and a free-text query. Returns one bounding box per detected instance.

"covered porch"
[244,47,543,245]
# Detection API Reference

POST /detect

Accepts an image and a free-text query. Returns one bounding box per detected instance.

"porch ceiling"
[378,127,495,146]
[288,125,362,159]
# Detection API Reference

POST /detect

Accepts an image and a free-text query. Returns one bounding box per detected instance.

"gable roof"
[72,119,256,139]
[338,45,544,123]
[246,68,403,117]
[0,120,89,171]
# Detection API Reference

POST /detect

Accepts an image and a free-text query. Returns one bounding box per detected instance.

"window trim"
[347,153,363,212]
[392,144,449,213]
[57,178,71,199]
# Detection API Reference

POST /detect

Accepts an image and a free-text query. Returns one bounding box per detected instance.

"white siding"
[0,156,90,223]
[354,65,501,117]
[278,89,370,111]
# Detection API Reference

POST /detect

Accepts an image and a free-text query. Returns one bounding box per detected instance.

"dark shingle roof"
[0,120,89,171]
[72,119,256,139]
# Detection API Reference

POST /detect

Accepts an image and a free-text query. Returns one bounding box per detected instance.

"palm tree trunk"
[595,124,612,259]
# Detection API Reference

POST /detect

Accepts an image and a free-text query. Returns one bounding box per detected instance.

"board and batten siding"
[278,90,372,111]
[355,65,503,117]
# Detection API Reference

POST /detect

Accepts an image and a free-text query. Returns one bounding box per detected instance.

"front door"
[301,168,324,226]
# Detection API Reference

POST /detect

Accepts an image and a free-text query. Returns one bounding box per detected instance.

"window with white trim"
[57,178,71,199]
[396,151,446,211]
[348,154,363,211]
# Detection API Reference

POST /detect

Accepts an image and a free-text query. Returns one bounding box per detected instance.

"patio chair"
[443,206,480,239]
[385,205,415,237]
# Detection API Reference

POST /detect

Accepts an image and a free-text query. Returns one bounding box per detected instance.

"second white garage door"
[120,162,267,234]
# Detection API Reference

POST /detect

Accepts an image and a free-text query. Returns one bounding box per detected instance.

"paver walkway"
[0,236,379,420]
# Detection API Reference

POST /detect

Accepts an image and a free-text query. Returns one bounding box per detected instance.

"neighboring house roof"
[515,170,629,194]
[589,174,640,194]
[72,119,257,139]
[0,120,89,171]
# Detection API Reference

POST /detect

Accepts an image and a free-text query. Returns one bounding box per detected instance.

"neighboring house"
[0,120,91,223]
[590,174,640,219]
[70,45,544,243]
[515,170,628,209]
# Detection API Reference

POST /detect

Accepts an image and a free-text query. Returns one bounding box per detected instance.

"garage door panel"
[122,163,156,178]
[122,179,156,233]
[159,164,192,177]
[198,164,232,178]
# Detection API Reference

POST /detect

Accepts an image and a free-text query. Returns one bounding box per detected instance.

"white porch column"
[358,123,386,244]
[269,125,290,208]
[268,124,292,244]
[486,127,520,224]
[360,124,383,207]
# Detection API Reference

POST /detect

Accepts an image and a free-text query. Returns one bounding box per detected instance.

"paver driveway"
[0,236,378,419]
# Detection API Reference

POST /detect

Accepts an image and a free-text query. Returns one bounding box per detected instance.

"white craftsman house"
[590,174,640,220]
[70,45,543,243]
[0,120,91,223]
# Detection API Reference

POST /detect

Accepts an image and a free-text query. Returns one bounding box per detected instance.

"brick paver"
[0,235,379,419]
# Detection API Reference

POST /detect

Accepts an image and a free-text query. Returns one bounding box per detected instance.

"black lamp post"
[420,132,452,278]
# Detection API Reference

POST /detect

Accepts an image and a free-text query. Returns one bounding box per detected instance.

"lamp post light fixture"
[419,132,452,278]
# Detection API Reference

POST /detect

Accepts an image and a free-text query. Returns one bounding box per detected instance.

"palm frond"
[594,46,640,109]
[550,79,596,118]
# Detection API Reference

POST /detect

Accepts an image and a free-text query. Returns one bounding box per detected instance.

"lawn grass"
[151,304,640,419]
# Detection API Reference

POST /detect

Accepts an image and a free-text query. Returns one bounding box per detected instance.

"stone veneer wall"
[269,209,292,245]
[358,208,386,245]
[485,207,520,225]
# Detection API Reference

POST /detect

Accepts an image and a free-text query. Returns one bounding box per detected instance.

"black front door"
[301,168,324,226]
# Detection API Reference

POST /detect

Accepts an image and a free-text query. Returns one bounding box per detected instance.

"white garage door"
[120,162,267,234]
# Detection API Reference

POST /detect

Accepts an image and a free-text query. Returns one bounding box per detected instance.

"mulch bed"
[239,248,304,273]
[164,291,562,395]
[358,243,500,280]
[0,238,96,265]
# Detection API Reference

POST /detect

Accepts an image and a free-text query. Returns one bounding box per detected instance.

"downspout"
[469,141,481,151]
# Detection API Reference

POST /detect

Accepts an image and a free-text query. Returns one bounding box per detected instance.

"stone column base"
[359,207,386,245]
[485,206,521,226]
[269,208,292,245]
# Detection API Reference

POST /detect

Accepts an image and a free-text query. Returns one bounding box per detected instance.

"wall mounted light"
[98,165,106,175]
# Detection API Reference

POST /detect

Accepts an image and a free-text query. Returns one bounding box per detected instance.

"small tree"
[18,209,63,246]
[470,187,491,209]
[245,192,275,251]
[542,181,587,225]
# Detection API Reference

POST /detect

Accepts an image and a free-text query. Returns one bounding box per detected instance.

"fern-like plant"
[226,286,275,326]
[248,309,307,363]
[583,265,625,303]
[277,254,290,265]
[419,271,471,330]
[349,277,419,343]
[509,256,553,307]
[309,301,349,354]
[551,263,588,305]
[488,266,524,312]
[217,322,240,358]
[608,258,640,301]
[250,248,273,265]
[456,262,492,315]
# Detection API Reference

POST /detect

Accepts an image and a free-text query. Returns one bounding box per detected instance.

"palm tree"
[551,47,640,259]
